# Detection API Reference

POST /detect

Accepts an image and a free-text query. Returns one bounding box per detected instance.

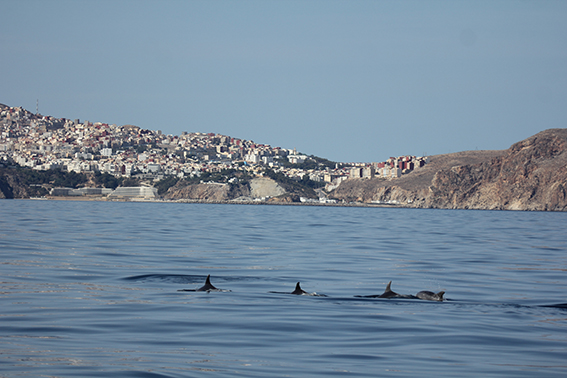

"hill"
[329,129,567,211]
[2,122,566,211]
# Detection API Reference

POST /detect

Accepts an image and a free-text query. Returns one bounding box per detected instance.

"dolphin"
[178,275,230,292]
[355,281,403,298]
[197,275,218,291]
[291,282,308,295]
[379,281,399,298]
[539,303,567,309]
[416,290,445,301]
[269,282,327,297]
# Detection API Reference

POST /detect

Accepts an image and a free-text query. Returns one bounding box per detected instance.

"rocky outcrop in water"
[330,129,567,211]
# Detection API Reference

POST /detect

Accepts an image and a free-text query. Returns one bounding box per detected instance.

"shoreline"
[26,195,402,208]
[21,196,562,212]
[18,196,564,212]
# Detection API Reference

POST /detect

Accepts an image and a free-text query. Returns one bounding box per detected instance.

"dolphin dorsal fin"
[437,291,445,300]
[385,281,392,292]
[195,274,218,291]
[203,274,217,290]
[291,282,304,294]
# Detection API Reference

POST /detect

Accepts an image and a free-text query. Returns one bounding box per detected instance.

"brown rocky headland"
[329,128,567,211]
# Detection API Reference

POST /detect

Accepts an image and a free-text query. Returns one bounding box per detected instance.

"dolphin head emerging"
[416,290,445,301]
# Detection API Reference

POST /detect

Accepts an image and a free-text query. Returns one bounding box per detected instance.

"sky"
[2,0,566,163]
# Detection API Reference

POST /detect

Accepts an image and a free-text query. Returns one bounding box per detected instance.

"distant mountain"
[329,129,567,211]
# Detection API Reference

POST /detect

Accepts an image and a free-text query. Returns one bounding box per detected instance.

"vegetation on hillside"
[275,155,337,170]
[0,166,88,188]
[1,162,324,200]
[262,169,322,198]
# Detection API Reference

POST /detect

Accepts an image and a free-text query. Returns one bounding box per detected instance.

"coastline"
[26,195,559,212]
[29,195,401,208]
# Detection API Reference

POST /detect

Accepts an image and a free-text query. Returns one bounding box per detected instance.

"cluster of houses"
[0,103,428,196]
[349,155,430,180]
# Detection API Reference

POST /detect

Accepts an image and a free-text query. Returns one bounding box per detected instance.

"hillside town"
[0,103,428,197]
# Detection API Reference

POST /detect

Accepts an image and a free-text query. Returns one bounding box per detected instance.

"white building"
[100,148,113,157]
[287,154,307,164]
[244,153,261,164]
[108,186,158,199]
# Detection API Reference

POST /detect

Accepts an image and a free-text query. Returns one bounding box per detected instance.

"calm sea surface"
[1,200,566,377]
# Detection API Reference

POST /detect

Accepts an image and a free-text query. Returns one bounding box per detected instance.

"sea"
[1,199,566,378]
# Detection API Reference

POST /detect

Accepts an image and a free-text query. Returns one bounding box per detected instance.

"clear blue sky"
[2,0,566,163]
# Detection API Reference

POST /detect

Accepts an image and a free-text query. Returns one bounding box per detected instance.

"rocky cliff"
[0,167,48,199]
[330,129,567,211]
[164,182,250,202]
[163,177,287,202]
